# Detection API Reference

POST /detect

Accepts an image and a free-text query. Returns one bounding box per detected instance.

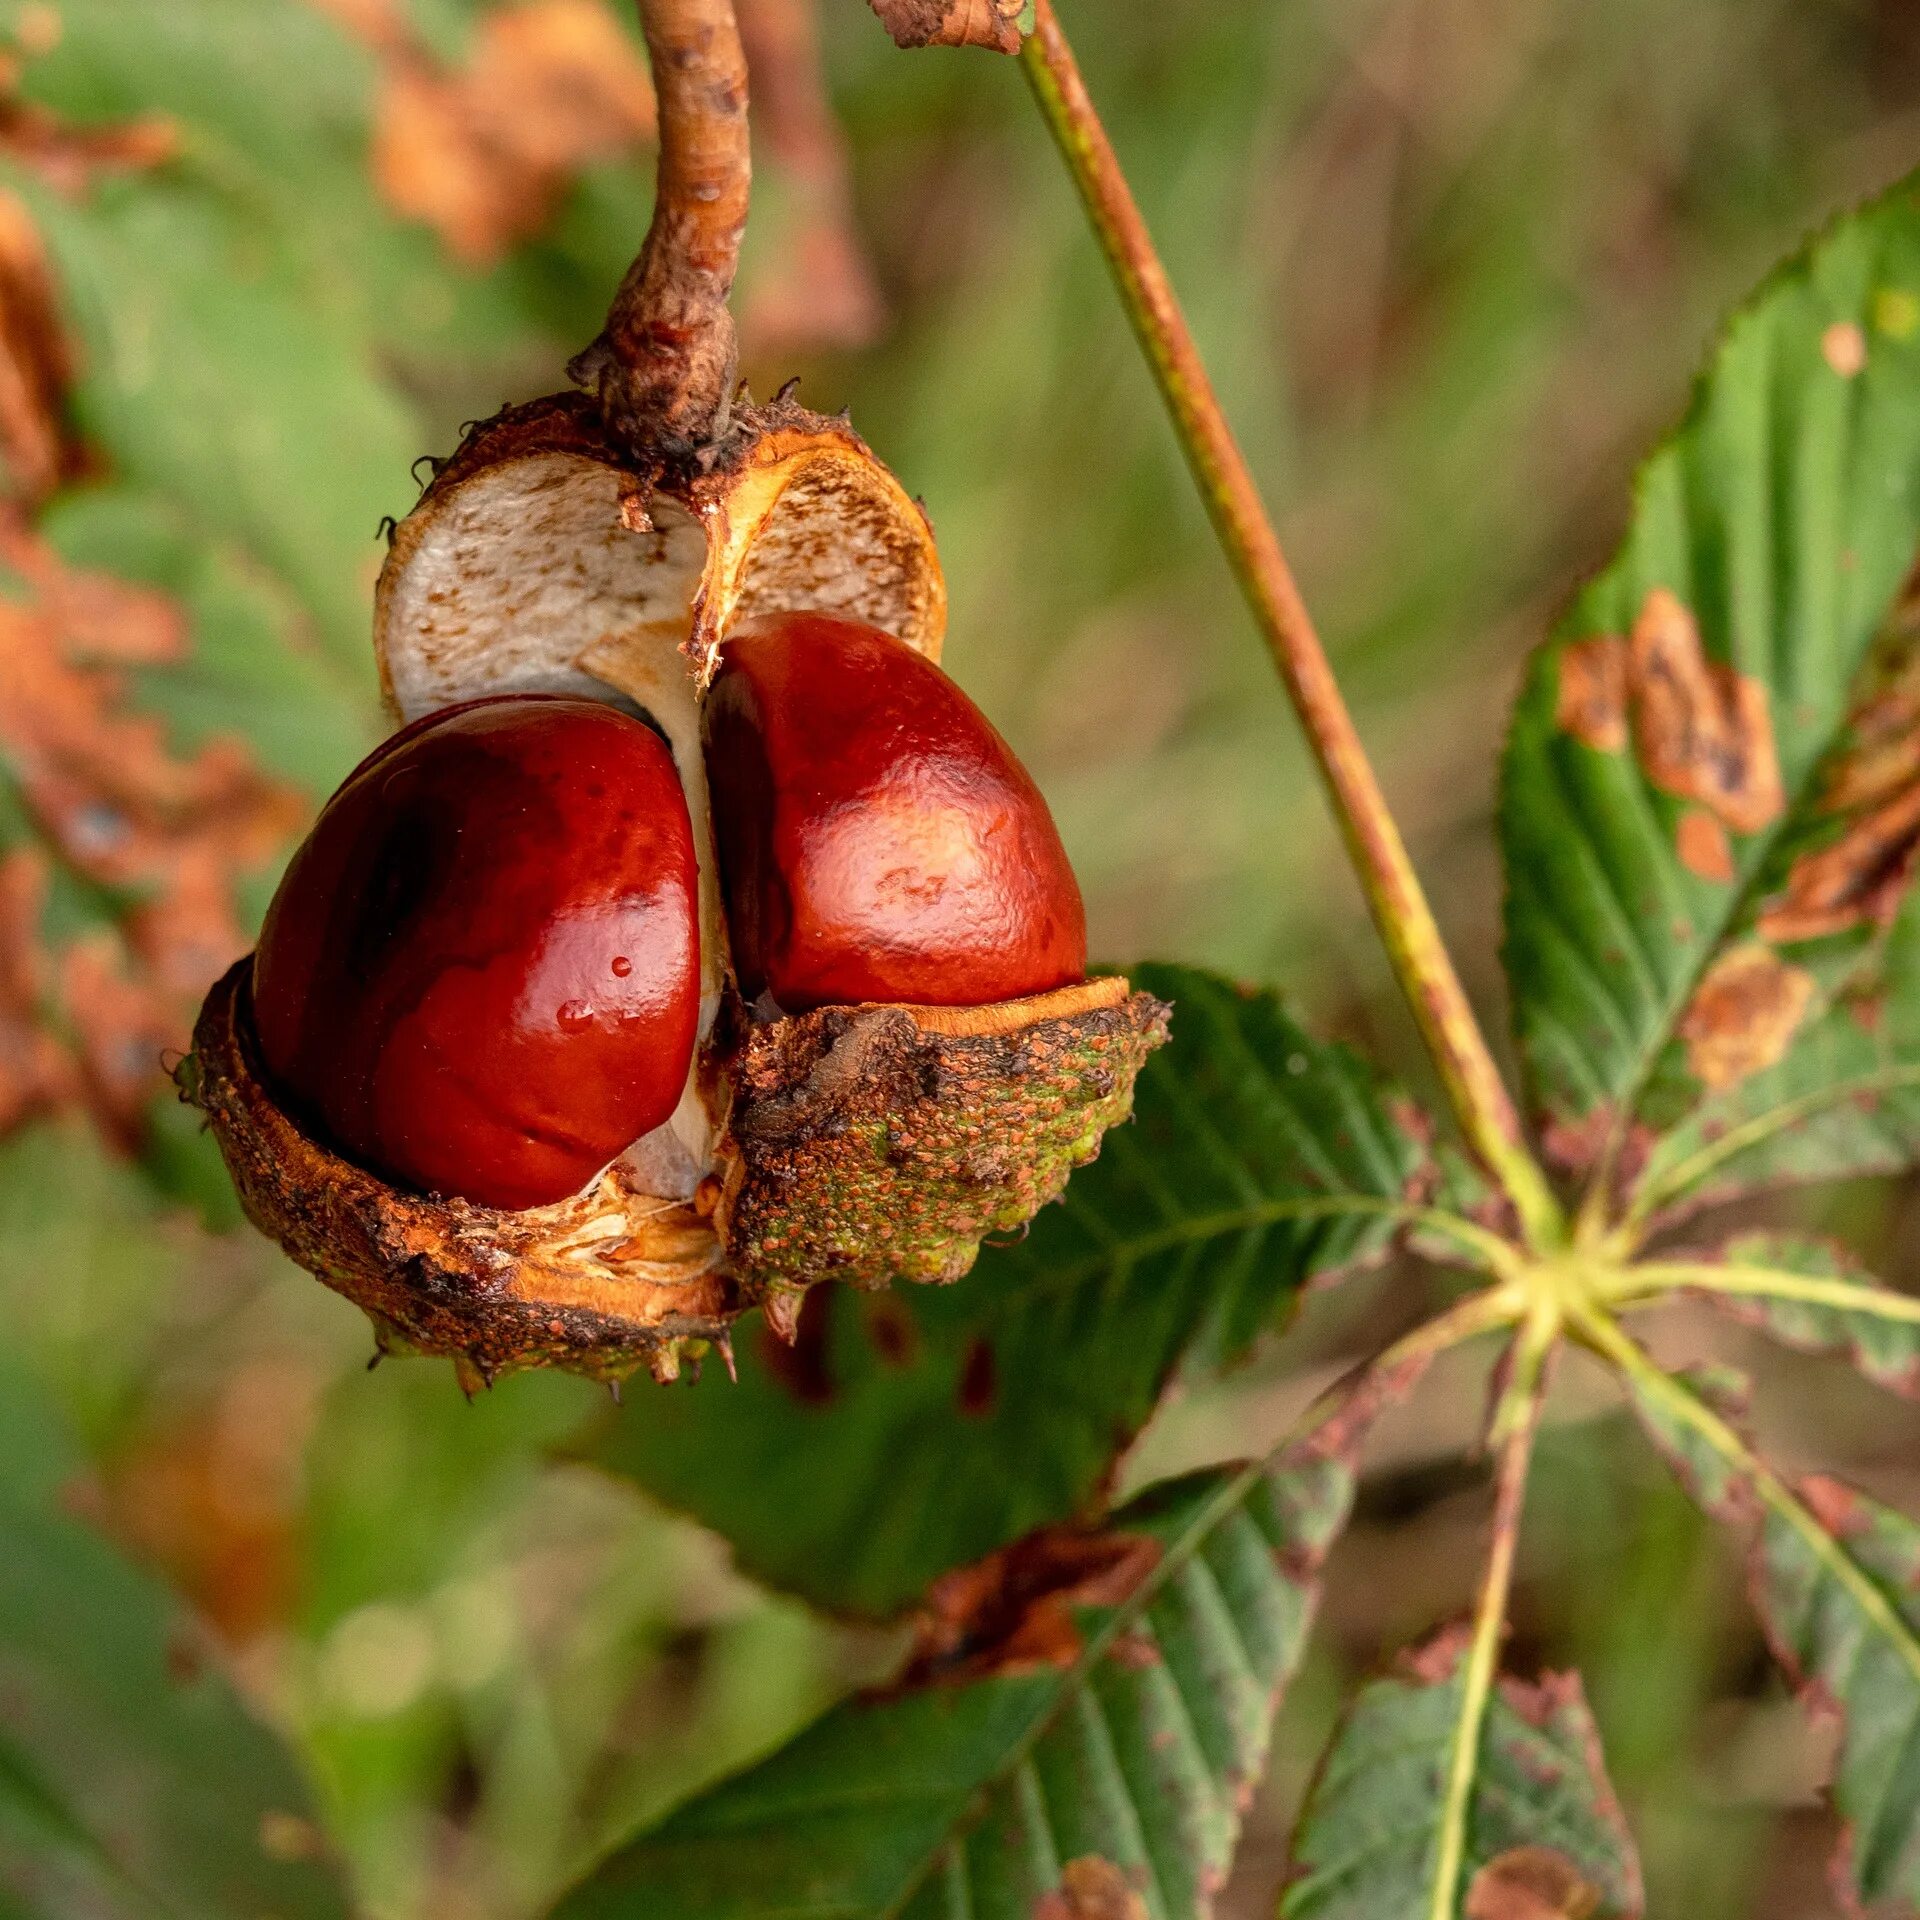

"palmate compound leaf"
[1280,1630,1641,1920]
[557,1357,1411,1920]
[1500,171,1920,1221]
[0,1361,350,1920]
[1616,1347,1920,1910]
[585,964,1464,1618]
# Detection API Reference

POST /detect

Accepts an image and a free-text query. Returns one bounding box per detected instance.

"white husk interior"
[378,452,720,1196]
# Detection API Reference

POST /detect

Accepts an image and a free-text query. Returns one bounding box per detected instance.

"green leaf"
[586,965,1451,1618]
[557,1430,1362,1920]
[1649,1230,1920,1397]
[1500,174,1920,1206]
[1618,1350,1920,1911]
[0,1362,351,1920]
[1280,1631,1641,1920]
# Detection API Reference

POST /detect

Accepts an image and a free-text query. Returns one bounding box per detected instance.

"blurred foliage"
[0,0,1916,1915]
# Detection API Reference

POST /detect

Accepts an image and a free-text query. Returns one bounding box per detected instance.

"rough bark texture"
[570,0,751,464]
[717,979,1170,1297]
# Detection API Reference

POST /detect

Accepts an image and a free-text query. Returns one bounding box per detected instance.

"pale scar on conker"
[186,393,1169,1385]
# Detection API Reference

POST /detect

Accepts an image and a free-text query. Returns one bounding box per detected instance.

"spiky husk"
[717,978,1170,1301]
[189,962,739,1385]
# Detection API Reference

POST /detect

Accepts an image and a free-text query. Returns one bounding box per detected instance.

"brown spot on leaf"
[1628,588,1784,835]
[1554,636,1629,753]
[1556,593,1784,838]
[1822,321,1868,378]
[903,1524,1161,1687]
[0,517,302,1146]
[869,0,1026,53]
[1465,1847,1603,1920]
[1539,1100,1615,1173]
[1752,598,1920,944]
[1798,1474,1864,1540]
[1758,779,1920,943]
[758,1282,835,1403]
[1105,1628,1161,1670]
[957,1335,997,1417]
[1675,807,1735,883]
[1032,1856,1148,1920]
[315,0,657,266]
[1677,944,1815,1091]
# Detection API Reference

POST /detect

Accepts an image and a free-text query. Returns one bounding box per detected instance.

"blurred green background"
[3,1,1919,1914]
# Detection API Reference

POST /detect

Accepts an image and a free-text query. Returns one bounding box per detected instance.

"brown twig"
[1018,1,1562,1249]
[570,0,751,464]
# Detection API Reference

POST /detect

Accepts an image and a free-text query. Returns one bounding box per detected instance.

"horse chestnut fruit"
[702,611,1087,1010]
[251,694,701,1212]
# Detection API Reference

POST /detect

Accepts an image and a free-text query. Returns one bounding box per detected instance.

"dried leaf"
[318,0,657,265]
[0,187,84,504]
[1675,943,1815,1090]
[867,0,1028,54]
[0,89,177,197]
[0,846,71,1131]
[0,514,302,1145]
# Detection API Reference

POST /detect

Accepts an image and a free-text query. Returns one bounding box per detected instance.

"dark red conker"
[251,695,701,1211]
[702,612,1087,1011]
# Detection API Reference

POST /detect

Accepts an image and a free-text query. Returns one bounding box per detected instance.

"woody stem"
[1018,0,1560,1246]
[571,0,752,463]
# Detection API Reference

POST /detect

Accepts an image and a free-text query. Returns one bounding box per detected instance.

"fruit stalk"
[570,0,752,462]
[1019,0,1560,1246]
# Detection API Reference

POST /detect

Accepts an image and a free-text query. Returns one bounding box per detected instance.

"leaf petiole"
[1603,1260,1920,1324]
[1017,2,1562,1251]
[1428,1324,1552,1919]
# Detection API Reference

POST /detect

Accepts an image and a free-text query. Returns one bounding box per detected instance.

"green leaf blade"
[1617,1355,1920,1911]
[1280,1634,1642,1920]
[588,965,1448,1618]
[1501,174,1920,1198]
[558,1439,1363,1920]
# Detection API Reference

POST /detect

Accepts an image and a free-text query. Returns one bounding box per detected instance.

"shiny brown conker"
[701,611,1087,1011]
[251,694,701,1212]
